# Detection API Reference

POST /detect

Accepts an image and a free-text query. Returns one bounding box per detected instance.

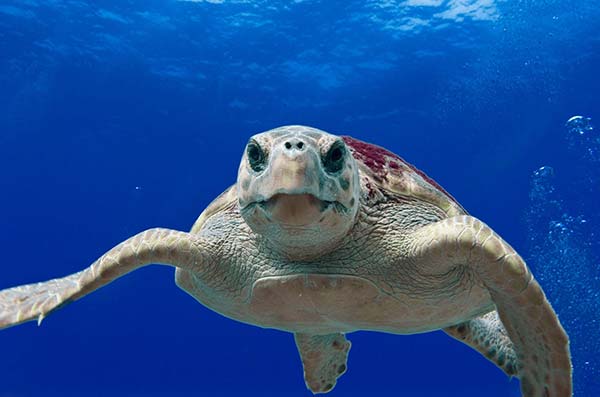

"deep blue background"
[0,1,599,396]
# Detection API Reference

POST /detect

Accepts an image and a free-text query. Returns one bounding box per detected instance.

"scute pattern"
[342,135,466,216]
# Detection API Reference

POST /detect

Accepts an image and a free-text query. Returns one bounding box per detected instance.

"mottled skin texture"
[0,125,571,396]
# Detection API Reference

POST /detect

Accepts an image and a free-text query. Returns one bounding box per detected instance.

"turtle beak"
[268,151,316,194]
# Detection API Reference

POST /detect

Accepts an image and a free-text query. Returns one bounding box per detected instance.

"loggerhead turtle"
[0,125,571,396]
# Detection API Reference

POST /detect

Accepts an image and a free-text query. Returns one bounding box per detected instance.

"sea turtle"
[0,125,571,396]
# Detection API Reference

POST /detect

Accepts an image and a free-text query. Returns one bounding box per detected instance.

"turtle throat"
[242,193,352,259]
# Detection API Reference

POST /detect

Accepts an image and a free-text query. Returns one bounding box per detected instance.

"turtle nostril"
[284,140,306,151]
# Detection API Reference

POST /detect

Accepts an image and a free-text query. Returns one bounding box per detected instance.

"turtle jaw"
[255,193,344,227]
[242,193,346,228]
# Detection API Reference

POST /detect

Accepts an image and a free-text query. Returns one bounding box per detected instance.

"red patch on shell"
[342,136,389,178]
[341,135,463,210]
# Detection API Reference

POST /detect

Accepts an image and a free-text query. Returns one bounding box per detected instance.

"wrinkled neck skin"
[249,201,359,261]
[239,191,360,261]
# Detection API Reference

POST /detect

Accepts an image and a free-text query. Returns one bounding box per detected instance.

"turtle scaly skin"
[0,125,571,396]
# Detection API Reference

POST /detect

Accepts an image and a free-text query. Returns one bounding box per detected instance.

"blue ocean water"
[0,0,599,396]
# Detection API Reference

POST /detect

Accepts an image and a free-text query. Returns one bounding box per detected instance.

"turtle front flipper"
[0,228,215,330]
[409,215,572,397]
[444,311,519,377]
[294,332,351,394]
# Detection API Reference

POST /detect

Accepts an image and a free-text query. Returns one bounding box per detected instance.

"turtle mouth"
[248,193,344,226]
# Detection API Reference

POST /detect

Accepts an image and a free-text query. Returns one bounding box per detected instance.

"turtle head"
[237,125,360,258]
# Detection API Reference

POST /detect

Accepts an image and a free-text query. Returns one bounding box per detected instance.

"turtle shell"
[342,136,466,217]
[190,184,238,234]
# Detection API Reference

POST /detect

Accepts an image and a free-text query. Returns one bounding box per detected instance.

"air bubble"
[566,115,594,136]
[566,115,599,162]
[530,166,555,199]
[533,166,554,180]
[548,220,572,243]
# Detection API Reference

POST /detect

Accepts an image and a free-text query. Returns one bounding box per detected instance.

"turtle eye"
[247,141,266,172]
[323,141,346,173]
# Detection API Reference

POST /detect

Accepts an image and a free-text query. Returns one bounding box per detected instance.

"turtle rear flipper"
[294,332,351,394]
[444,311,519,376]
